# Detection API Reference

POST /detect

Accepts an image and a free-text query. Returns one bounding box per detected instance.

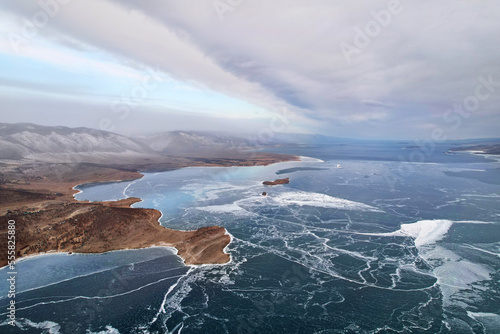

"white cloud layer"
[1,0,500,139]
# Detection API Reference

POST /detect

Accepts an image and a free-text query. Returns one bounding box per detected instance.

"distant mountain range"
[0,123,312,163]
[3,123,497,163]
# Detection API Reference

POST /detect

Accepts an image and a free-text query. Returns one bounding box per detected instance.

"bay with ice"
[1,142,499,333]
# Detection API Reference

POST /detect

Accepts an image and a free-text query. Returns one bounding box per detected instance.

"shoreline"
[0,222,236,272]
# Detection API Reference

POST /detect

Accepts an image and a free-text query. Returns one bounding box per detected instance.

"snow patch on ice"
[272,191,383,212]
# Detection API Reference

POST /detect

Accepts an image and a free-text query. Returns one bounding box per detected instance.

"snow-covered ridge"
[0,122,152,160]
[10,131,146,153]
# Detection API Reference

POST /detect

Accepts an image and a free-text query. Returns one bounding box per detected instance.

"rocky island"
[263,177,290,186]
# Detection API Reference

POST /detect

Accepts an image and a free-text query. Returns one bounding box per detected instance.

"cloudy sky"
[1,0,499,139]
